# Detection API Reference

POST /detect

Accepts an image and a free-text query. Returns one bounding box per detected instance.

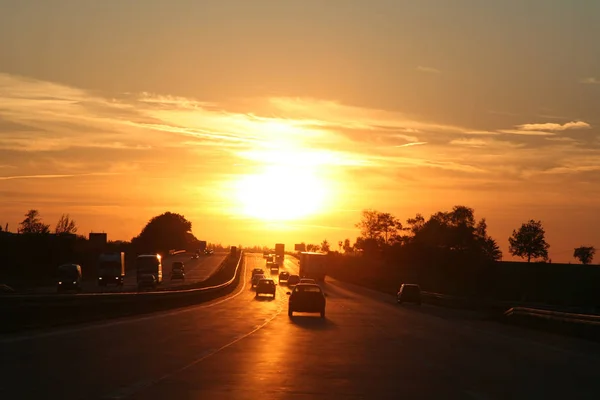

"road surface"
[29,253,227,294]
[2,253,600,399]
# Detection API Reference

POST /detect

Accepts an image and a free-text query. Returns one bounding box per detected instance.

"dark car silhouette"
[397,284,422,305]
[256,278,276,298]
[287,283,326,318]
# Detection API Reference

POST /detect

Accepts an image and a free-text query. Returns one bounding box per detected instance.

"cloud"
[516,121,591,131]
[579,77,600,85]
[416,66,441,74]
[395,142,427,148]
[0,172,119,181]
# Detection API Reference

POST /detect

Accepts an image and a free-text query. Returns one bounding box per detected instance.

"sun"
[234,164,329,221]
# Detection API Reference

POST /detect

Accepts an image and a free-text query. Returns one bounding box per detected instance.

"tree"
[338,241,343,252]
[508,220,550,262]
[55,214,78,234]
[573,246,595,265]
[19,209,50,234]
[321,239,330,253]
[306,244,320,252]
[355,209,403,245]
[343,238,352,253]
[408,206,502,261]
[132,212,194,255]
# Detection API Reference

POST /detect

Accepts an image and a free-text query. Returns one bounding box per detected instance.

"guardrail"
[0,251,244,334]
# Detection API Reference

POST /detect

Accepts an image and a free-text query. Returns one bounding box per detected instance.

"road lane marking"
[0,258,249,344]
[106,289,283,398]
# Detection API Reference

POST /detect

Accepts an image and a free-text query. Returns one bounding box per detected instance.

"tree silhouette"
[508,220,550,262]
[321,239,330,253]
[406,206,502,261]
[132,212,194,255]
[19,209,50,234]
[355,209,403,245]
[55,214,78,234]
[573,246,595,265]
[343,238,352,253]
[306,244,321,252]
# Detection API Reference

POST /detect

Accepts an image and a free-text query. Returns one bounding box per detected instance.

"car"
[251,273,265,288]
[287,274,300,286]
[268,261,279,271]
[256,278,276,298]
[397,284,422,305]
[278,271,290,283]
[299,278,316,284]
[171,263,185,280]
[287,283,326,318]
[57,264,83,293]
[251,268,264,278]
[138,274,157,290]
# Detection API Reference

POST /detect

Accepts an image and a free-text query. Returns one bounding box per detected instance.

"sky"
[1,0,599,262]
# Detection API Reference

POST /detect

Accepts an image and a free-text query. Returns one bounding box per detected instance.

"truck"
[97,252,125,286]
[298,252,327,282]
[136,254,163,288]
[275,243,285,268]
[198,241,207,255]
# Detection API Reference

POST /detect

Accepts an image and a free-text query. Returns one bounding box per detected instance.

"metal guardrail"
[0,251,243,303]
[0,251,245,333]
[505,307,600,325]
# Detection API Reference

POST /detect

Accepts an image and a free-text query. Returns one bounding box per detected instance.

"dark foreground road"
[2,253,600,399]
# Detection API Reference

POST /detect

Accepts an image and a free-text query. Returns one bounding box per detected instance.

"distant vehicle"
[266,255,274,263]
[263,250,270,259]
[287,283,326,318]
[198,240,207,254]
[256,278,276,298]
[397,284,422,305]
[138,274,157,290]
[278,271,290,284]
[171,261,185,280]
[251,274,265,288]
[287,274,300,286]
[251,268,264,277]
[275,243,285,267]
[298,252,327,282]
[191,253,199,260]
[267,261,279,271]
[204,249,214,256]
[57,264,82,293]
[299,278,316,285]
[97,252,125,286]
[136,254,163,288]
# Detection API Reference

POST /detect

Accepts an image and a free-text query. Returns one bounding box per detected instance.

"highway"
[29,253,227,294]
[2,253,600,399]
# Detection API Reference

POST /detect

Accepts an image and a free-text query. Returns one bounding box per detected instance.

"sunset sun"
[234,163,328,221]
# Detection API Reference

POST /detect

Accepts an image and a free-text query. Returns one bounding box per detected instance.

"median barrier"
[0,251,244,334]
[502,306,600,342]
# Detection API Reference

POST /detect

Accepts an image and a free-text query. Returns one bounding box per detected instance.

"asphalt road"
[2,253,600,399]
[29,253,227,294]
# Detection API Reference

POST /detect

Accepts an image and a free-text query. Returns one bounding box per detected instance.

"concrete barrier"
[0,251,244,334]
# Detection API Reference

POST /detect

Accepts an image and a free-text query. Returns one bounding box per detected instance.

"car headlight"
[73,281,77,284]
[58,282,62,285]
[99,277,103,280]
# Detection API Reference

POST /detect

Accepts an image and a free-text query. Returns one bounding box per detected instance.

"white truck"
[97,252,125,286]
[298,252,327,282]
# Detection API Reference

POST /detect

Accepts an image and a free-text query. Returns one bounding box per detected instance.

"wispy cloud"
[416,66,441,74]
[516,121,591,131]
[395,142,427,148]
[579,77,600,85]
[0,172,119,181]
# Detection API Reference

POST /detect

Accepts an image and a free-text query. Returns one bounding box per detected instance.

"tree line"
[319,207,595,265]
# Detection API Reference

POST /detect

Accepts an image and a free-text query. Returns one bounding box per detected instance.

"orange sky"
[1,1,599,262]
